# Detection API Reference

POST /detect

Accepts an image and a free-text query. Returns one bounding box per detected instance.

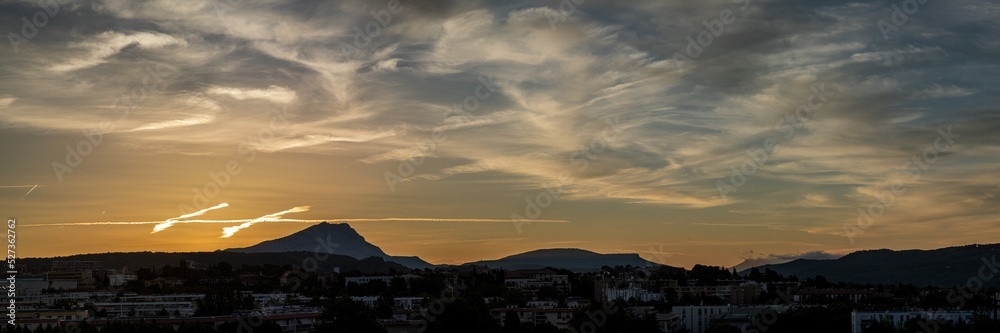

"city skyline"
[2,0,999,269]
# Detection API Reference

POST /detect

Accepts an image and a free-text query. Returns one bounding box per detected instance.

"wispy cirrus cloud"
[220,206,311,238]
[1,0,999,267]
[151,203,229,233]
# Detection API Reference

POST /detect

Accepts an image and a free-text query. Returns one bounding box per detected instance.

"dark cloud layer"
[1,0,998,266]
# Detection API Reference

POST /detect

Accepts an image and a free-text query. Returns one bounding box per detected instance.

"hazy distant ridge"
[755,244,1000,287]
[469,248,666,272]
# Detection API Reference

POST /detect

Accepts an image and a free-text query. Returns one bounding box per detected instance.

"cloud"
[207,85,298,104]
[221,206,311,238]
[128,114,216,132]
[912,85,977,99]
[50,31,187,72]
[1,0,999,258]
[151,203,229,234]
[0,96,15,108]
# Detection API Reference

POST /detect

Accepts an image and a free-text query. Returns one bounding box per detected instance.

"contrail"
[24,217,570,227]
[221,206,310,238]
[20,184,38,200]
[151,203,230,233]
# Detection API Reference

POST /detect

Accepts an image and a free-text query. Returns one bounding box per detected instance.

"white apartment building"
[671,305,791,333]
[108,273,138,287]
[345,276,395,285]
[851,311,980,333]
[95,301,196,318]
[603,283,665,302]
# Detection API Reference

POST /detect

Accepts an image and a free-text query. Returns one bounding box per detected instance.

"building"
[504,269,571,296]
[851,311,982,333]
[345,276,395,285]
[727,284,763,305]
[709,307,790,332]
[47,311,321,333]
[120,294,205,303]
[603,282,665,302]
[108,273,138,287]
[143,277,186,288]
[16,275,48,302]
[351,296,380,308]
[670,281,763,305]
[671,306,730,333]
[526,300,558,308]
[565,297,591,308]
[489,308,575,329]
[656,313,683,332]
[794,288,890,303]
[94,301,196,318]
[52,261,103,272]
[671,305,791,333]
[252,293,291,307]
[15,310,89,332]
[44,262,99,288]
[393,297,425,310]
[45,270,94,289]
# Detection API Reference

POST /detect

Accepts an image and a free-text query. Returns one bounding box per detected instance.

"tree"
[318,296,386,333]
[536,286,558,300]
[504,289,528,307]
[422,296,498,333]
[502,310,523,333]
[218,261,233,275]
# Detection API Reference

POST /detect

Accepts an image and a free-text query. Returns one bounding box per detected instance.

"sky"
[1,0,998,269]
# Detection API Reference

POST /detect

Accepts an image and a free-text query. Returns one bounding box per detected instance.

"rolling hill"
[754,243,1000,287]
[469,248,667,272]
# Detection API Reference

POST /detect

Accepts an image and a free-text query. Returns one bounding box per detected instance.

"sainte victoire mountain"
[225,222,665,272]
[225,222,434,270]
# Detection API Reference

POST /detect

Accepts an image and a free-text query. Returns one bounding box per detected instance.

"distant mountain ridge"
[732,257,797,272]
[469,248,667,272]
[22,220,1000,288]
[754,244,1000,287]
[225,222,433,269]
[732,251,843,272]
[226,223,668,271]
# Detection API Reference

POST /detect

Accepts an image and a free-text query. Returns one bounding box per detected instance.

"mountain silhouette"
[226,222,432,269]
[754,243,1000,287]
[469,248,668,272]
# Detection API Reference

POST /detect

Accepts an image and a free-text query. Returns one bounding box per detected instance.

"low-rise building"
[143,277,186,288]
[94,301,196,318]
[851,310,981,333]
[794,288,890,303]
[671,305,791,333]
[504,269,571,296]
[108,273,138,287]
[489,307,575,330]
[345,276,395,285]
[604,282,664,302]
